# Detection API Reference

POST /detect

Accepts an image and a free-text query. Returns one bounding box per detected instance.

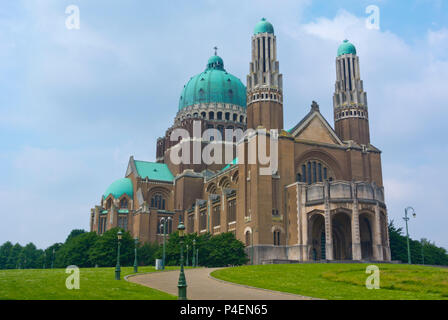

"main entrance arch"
[309,213,326,260]
[359,212,374,260]
[332,212,352,260]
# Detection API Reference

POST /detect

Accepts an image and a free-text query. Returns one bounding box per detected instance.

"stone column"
[374,203,384,261]
[351,183,362,260]
[296,184,303,261]
[383,210,391,261]
[194,201,200,234]
[221,191,228,233]
[94,206,100,233]
[324,182,334,260]
[299,184,309,261]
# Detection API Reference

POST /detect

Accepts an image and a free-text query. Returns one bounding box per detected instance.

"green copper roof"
[254,18,274,35]
[178,55,246,111]
[221,157,238,172]
[104,178,133,199]
[134,161,174,182]
[337,40,357,56]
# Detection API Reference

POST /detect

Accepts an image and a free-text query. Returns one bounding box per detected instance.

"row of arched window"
[248,92,281,103]
[181,112,246,123]
[296,161,333,184]
[105,197,129,210]
[244,230,282,246]
[151,194,166,210]
[335,109,367,120]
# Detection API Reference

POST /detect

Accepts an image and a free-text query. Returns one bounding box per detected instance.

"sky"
[0,0,447,250]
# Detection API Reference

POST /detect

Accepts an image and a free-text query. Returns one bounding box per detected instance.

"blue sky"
[0,0,447,250]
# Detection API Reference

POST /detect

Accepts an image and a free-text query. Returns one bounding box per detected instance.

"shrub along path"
[126,268,314,300]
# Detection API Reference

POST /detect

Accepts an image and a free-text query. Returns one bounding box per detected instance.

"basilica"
[90,18,391,263]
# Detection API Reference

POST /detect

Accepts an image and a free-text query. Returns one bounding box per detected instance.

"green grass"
[0,266,177,300]
[211,263,448,300]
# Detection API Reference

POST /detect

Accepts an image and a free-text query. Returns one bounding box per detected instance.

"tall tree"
[89,228,134,267]
[0,242,13,269]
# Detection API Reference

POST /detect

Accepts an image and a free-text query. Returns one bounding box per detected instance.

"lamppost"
[186,244,189,267]
[133,237,139,273]
[43,251,46,269]
[51,248,55,269]
[196,249,199,267]
[192,239,196,267]
[161,217,172,270]
[403,207,416,264]
[115,230,123,280]
[177,218,187,300]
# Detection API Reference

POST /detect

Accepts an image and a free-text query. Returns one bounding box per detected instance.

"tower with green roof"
[246,18,284,131]
[333,39,370,145]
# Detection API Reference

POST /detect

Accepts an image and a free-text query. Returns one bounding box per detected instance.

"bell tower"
[246,18,283,131]
[333,40,370,145]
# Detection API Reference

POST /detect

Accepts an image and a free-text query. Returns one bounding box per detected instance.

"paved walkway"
[126,268,314,300]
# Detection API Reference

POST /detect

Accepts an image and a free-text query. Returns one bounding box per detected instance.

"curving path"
[126,268,315,300]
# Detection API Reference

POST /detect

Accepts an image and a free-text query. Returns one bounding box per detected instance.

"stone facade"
[90,19,391,264]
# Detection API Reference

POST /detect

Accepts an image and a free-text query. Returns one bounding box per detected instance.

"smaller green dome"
[103,178,133,199]
[254,18,274,35]
[337,39,357,56]
[207,55,224,70]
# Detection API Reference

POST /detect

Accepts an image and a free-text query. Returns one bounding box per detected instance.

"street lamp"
[43,251,46,269]
[115,230,123,280]
[51,248,55,269]
[403,207,416,264]
[134,237,139,273]
[161,217,172,270]
[186,244,189,267]
[177,217,187,300]
[192,239,196,267]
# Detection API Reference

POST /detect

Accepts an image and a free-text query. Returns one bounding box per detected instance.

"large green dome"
[337,39,357,56]
[178,55,246,111]
[103,178,134,199]
[254,18,274,35]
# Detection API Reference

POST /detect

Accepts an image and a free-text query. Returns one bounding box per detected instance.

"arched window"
[299,160,333,185]
[239,115,244,122]
[273,230,281,246]
[106,198,112,209]
[245,231,251,246]
[225,112,230,121]
[227,199,236,222]
[199,211,207,231]
[209,111,214,120]
[212,205,220,227]
[217,112,222,120]
[151,194,166,210]
[233,113,237,121]
[120,198,128,209]
[118,216,128,231]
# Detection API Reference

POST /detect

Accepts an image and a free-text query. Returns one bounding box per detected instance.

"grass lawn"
[211,263,448,300]
[0,266,177,300]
